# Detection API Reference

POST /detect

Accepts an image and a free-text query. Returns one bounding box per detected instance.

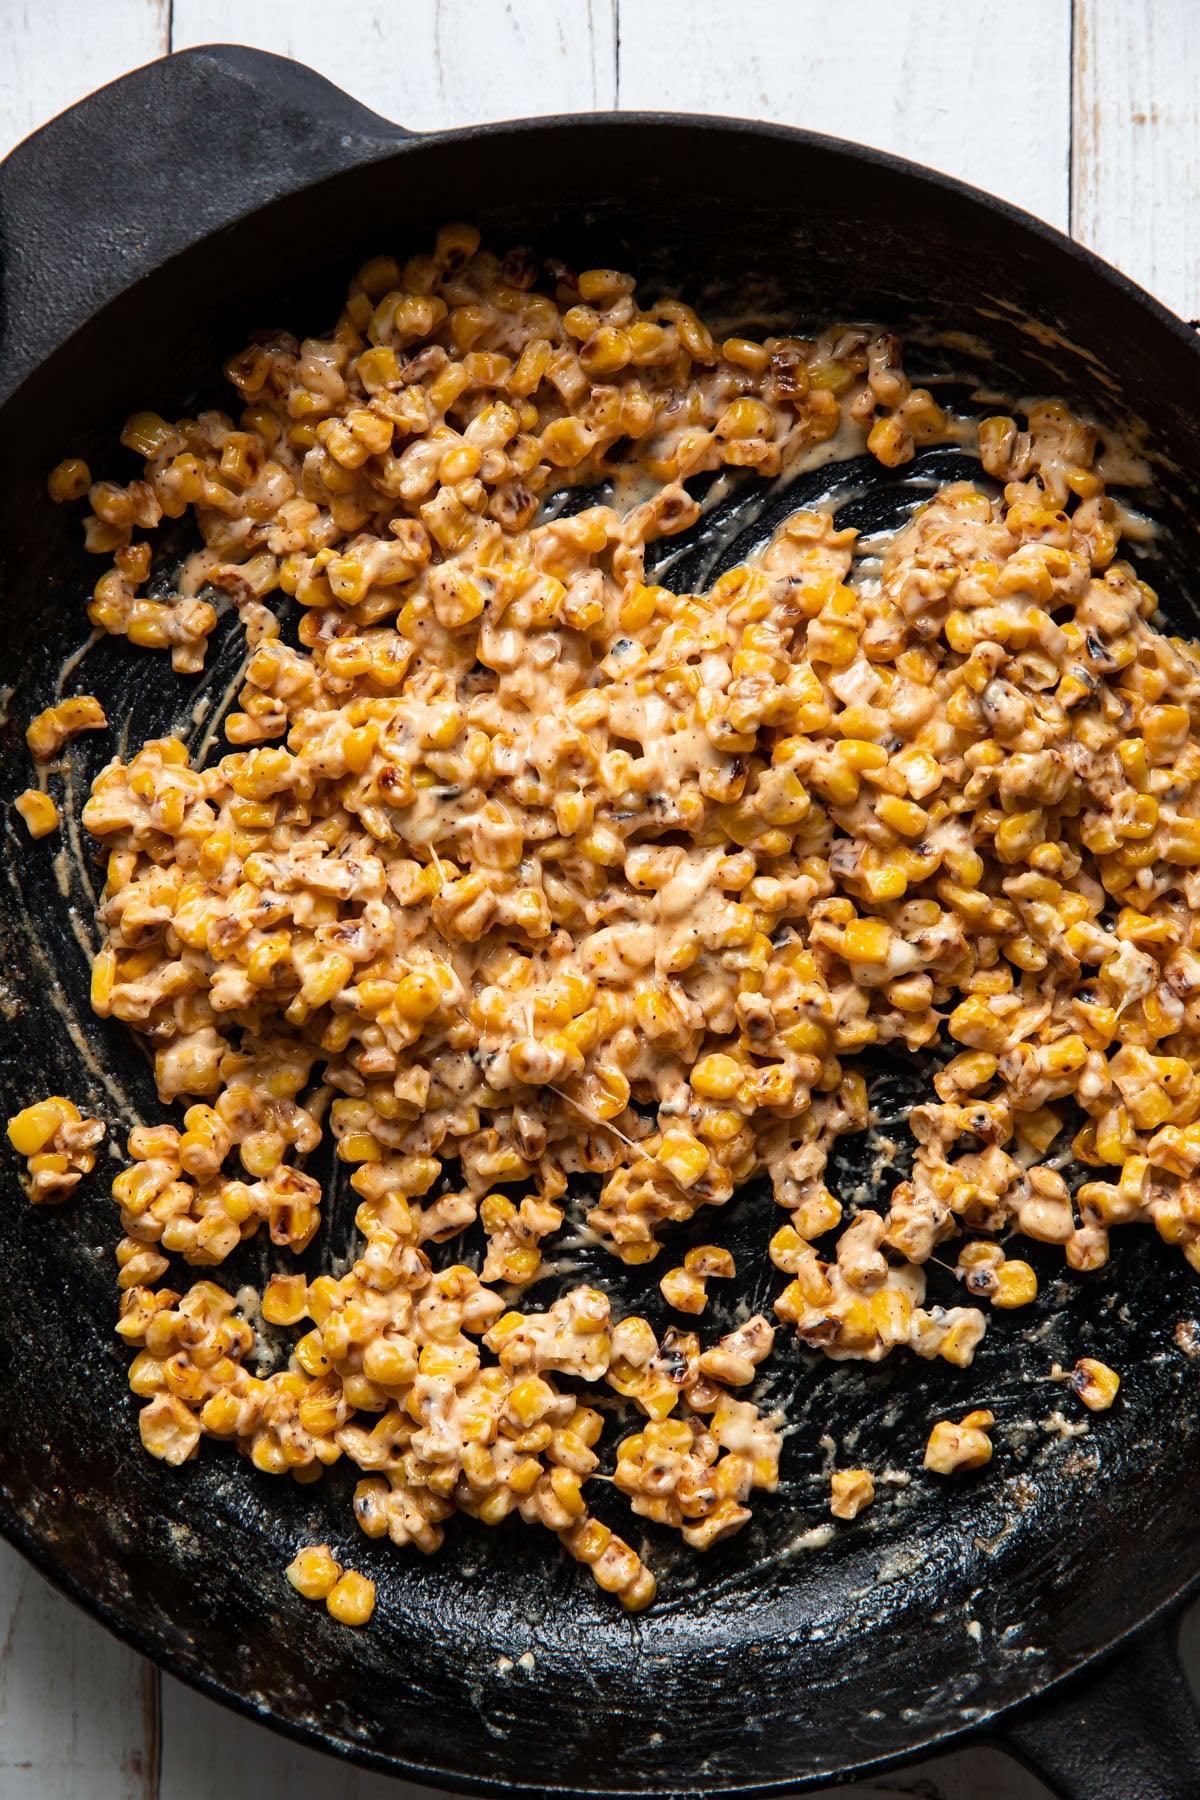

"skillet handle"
[997,1615,1200,1800]
[0,43,406,404]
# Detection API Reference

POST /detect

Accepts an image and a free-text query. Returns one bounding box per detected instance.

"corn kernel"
[262,1274,310,1327]
[1071,1358,1120,1411]
[47,457,92,502]
[656,1130,710,1189]
[286,1544,342,1600]
[992,1261,1038,1308]
[14,789,60,838]
[829,1468,875,1520]
[924,1413,994,1476]
[7,1097,80,1157]
[326,1569,376,1626]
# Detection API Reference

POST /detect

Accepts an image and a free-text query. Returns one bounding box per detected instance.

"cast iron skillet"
[3,45,1200,1800]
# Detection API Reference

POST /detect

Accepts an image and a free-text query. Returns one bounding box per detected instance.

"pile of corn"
[10,227,1172,1605]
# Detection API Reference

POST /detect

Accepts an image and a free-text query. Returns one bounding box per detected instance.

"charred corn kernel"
[1071,1358,1120,1410]
[685,1244,735,1278]
[830,1468,875,1520]
[326,1569,375,1626]
[139,1394,201,1465]
[286,1544,342,1600]
[14,789,60,837]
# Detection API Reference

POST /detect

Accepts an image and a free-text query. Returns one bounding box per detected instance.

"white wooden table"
[2,3,1197,1795]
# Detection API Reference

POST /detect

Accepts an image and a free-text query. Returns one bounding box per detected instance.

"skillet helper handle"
[1000,1615,1200,1800]
[0,43,406,403]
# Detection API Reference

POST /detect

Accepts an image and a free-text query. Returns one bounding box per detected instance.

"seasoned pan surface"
[3,51,1200,1796]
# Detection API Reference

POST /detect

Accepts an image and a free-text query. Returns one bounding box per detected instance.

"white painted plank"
[0,1540,156,1800]
[159,1673,466,1800]
[0,0,168,159]
[617,0,1072,230]
[1072,0,1200,319]
[170,0,617,130]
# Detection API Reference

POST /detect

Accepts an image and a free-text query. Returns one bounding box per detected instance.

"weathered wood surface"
[0,3,1194,1793]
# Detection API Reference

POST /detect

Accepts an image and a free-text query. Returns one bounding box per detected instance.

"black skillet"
[3,45,1200,1800]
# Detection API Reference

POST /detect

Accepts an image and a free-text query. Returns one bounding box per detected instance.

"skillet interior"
[3,115,1200,1795]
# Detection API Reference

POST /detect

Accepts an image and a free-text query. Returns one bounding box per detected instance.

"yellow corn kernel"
[286,1543,342,1600]
[716,397,775,440]
[786,1187,839,1239]
[326,1569,376,1626]
[1142,704,1189,760]
[836,738,888,771]
[1127,1084,1171,1130]
[262,1273,310,1327]
[722,336,771,374]
[7,1096,80,1157]
[842,918,892,965]
[619,583,665,632]
[295,1330,331,1377]
[689,1052,743,1100]
[121,411,176,457]
[14,789,60,838]
[301,951,355,1009]
[579,326,632,375]
[947,997,1011,1053]
[659,1266,708,1314]
[357,344,402,389]
[1041,1034,1088,1078]
[508,1375,556,1428]
[992,1261,1037,1308]
[47,457,92,502]
[541,416,596,465]
[656,1130,710,1189]
[923,1412,994,1475]
[139,1394,201,1465]
[26,695,107,762]
[338,1132,382,1166]
[1071,1358,1120,1411]
[875,794,929,839]
[779,1018,829,1055]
